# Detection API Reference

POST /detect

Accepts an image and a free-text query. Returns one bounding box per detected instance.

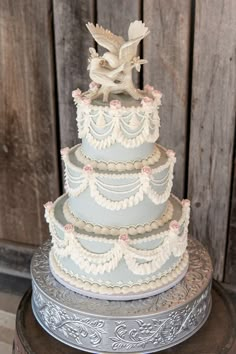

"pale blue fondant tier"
[69,192,167,227]
[65,144,173,227]
[54,252,180,286]
[50,194,186,288]
[81,139,155,163]
[53,194,183,243]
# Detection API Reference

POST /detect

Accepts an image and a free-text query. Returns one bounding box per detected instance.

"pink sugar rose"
[83,164,93,173]
[144,84,154,92]
[182,199,190,207]
[152,89,162,99]
[110,100,122,109]
[60,147,70,156]
[81,97,91,105]
[142,166,152,175]
[89,81,100,90]
[72,88,82,98]
[64,224,74,233]
[166,149,176,158]
[141,96,153,106]
[169,220,180,232]
[119,233,129,242]
[44,201,53,210]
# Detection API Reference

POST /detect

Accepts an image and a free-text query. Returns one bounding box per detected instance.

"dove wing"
[119,36,144,62]
[86,23,124,54]
[128,21,150,40]
[119,21,149,62]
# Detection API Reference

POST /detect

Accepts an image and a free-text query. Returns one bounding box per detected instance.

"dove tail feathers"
[128,21,150,40]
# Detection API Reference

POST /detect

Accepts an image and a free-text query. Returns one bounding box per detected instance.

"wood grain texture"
[0,310,16,351]
[0,273,31,296]
[225,150,236,284]
[188,0,236,280]
[96,0,141,86]
[0,0,59,246]
[0,241,35,278]
[53,0,95,149]
[143,0,191,198]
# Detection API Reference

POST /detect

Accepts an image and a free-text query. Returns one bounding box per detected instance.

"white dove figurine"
[84,21,149,102]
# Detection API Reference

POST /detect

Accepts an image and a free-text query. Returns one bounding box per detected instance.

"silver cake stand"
[31,238,213,353]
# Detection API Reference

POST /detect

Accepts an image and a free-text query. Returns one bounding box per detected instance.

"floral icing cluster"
[72,84,162,109]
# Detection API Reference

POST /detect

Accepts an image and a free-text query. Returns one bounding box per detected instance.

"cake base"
[49,253,189,301]
[31,238,212,353]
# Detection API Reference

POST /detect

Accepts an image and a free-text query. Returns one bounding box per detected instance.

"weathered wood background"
[1,0,236,284]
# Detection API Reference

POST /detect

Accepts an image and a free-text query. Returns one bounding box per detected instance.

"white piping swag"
[49,251,189,294]
[62,150,176,211]
[45,197,190,276]
[75,94,161,149]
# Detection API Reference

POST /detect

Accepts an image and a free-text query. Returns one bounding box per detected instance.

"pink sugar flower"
[119,233,129,242]
[142,166,152,175]
[44,201,53,210]
[60,147,70,156]
[81,97,91,105]
[182,199,190,207]
[169,220,180,232]
[72,88,82,98]
[89,81,100,90]
[110,100,122,109]
[144,84,154,92]
[64,224,74,233]
[83,164,93,173]
[152,90,162,99]
[141,96,153,106]
[166,149,176,158]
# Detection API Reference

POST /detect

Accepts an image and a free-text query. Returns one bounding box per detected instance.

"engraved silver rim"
[32,295,212,353]
[31,238,213,353]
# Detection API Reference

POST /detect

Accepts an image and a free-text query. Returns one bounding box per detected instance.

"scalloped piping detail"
[49,250,189,295]
[48,203,190,276]
[63,156,175,211]
[51,228,188,275]
[63,199,173,236]
[76,100,161,149]
[45,194,188,245]
[63,144,173,176]
[75,144,161,172]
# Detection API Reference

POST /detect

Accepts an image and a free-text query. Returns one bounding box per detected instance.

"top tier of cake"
[73,86,162,163]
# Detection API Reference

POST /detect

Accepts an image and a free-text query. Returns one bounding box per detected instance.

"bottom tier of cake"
[46,193,190,300]
[50,249,188,300]
[31,238,213,353]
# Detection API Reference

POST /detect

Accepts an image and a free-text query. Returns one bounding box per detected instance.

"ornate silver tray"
[31,238,213,353]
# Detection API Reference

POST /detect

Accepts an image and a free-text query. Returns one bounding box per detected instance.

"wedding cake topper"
[84,21,150,102]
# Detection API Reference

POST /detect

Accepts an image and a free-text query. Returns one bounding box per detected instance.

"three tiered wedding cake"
[44,21,190,300]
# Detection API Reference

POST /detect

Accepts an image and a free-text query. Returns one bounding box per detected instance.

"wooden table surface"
[13,282,236,354]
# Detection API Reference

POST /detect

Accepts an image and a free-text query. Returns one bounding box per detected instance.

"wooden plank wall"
[0,1,59,248]
[188,0,236,281]
[53,0,95,150]
[225,148,236,284]
[143,0,191,198]
[1,0,236,283]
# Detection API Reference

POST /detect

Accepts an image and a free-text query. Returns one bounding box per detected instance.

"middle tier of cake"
[61,143,176,227]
